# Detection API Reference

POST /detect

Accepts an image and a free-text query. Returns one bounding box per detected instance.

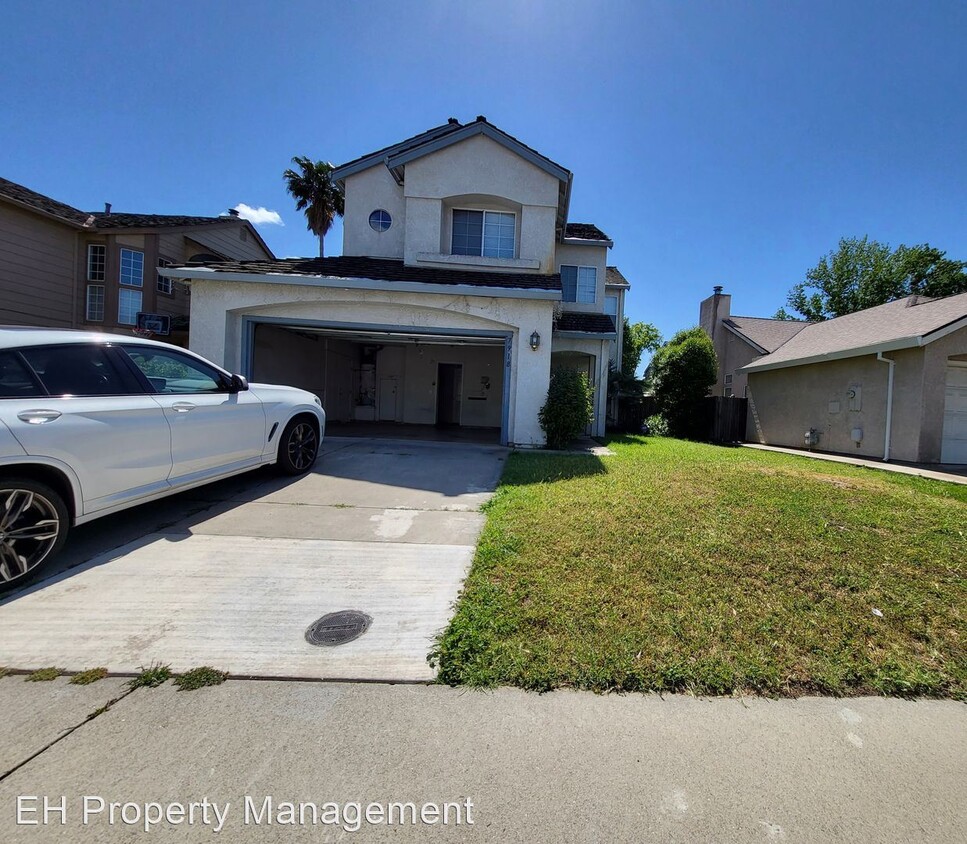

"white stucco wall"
[401,134,560,272]
[341,165,406,258]
[187,278,555,446]
[550,335,611,437]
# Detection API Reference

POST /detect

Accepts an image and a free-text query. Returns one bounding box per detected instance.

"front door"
[378,377,397,421]
[436,363,462,427]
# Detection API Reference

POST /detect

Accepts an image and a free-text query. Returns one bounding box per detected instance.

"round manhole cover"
[305,610,372,647]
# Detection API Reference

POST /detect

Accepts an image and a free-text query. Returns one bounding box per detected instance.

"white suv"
[0,328,326,590]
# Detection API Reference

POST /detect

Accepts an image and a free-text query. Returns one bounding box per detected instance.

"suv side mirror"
[228,374,249,393]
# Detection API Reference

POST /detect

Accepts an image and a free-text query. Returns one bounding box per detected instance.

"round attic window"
[369,209,392,232]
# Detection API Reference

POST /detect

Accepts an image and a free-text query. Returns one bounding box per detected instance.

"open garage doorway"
[246,319,511,445]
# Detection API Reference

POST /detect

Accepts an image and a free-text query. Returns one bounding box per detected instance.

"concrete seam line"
[0,685,140,784]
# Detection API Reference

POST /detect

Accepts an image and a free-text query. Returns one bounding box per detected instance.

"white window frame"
[118,287,142,325]
[85,284,105,321]
[560,265,597,304]
[157,258,174,295]
[725,373,733,385]
[450,208,517,259]
[87,244,106,281]
[119,248,144,288]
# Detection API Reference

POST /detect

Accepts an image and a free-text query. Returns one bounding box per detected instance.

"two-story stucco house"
[0,177,274,345]
[169,117,631,446]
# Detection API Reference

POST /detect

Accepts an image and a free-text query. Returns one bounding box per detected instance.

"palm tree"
[283,156,345,257]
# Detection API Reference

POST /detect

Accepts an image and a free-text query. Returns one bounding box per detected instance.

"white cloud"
[232,203,284,226]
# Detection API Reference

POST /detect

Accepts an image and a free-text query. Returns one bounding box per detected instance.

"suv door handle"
[17,409,62,424]
[171,402,196,413]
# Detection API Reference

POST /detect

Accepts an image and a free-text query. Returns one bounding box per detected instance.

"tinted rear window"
[0,352,45,398]
[20,345,139,397]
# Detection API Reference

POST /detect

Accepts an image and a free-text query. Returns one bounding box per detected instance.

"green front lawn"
[431,437,967,698]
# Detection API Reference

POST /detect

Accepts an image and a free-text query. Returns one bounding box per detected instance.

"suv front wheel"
[0,478,68,592]
[277,417,319,475]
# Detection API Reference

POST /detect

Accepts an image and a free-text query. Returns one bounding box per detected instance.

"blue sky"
[2,0,965,344]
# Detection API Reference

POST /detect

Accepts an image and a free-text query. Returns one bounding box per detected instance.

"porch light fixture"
[529,330,541,351]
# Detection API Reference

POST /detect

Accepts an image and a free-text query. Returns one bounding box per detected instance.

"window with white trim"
[119,248,144,288]
[725,373,733,384]
[604,295,618,316]
[118,288,142,325]
[157,258,173,295]
[451,209,515,259]
[724,387,733,397]
[85,285,104,321]
[560,265,597,303]
[87,244,105,281]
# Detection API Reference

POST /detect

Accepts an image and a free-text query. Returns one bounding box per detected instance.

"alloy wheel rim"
[0,489,60,583]
[287,423,317,470]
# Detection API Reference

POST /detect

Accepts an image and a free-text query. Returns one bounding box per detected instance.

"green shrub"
[645,414,669,437]
[539,368,594,449]
[651,327,717,439]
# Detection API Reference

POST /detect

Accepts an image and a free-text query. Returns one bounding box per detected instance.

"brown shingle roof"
[173,255,562,293]
[605,266,630,288]
[564,223,611,242]
[554,313,617,334]
[87,212,231,229]
[724,316,808,353]
[0,177,90,226]
[742,293,967,372]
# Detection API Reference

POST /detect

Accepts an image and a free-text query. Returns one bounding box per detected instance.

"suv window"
[121,346,226,394]
[20,345,139,397]
[0,352,46,398]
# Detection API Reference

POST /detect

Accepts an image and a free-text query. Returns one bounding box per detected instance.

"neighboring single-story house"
[741,292,967,464]
[699,285,808,397]
[166,117,632,446]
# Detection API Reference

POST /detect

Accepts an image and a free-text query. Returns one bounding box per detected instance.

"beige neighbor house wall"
[746,325,967,463]
[0,203,77,327]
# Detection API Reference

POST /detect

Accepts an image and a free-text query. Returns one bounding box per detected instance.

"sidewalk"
[1,677,964,842]
[742,443,967,485]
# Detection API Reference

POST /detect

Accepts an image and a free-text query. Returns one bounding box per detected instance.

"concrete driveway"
[0,438,506,681]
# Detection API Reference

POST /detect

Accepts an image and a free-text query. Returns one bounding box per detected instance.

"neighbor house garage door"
[941,364,967,463]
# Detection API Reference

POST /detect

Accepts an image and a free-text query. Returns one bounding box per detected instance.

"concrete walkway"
[742,443,967,485]
[0,677,963,842]
[0,438,507,682]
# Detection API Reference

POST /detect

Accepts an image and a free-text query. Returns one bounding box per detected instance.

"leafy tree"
[785,237,967,321]
[283,157,345,257]
[621,319,662,378]
[772,307,797,321]
[650,327,717,439]
[539,368,594,449]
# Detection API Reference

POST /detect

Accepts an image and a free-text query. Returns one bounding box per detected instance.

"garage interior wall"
[252,324,504,430]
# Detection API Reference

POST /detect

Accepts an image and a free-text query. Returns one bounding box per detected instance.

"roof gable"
[723,316,808,354]
[0,177,90,226]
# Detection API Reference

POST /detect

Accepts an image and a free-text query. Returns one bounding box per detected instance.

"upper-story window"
[561,265,596,304]
[87,244,106,281]
[369,209,392,232]
[157,258,173,295]
[118,248,144,325]
[451,210,515,259]
[605,295,618,316]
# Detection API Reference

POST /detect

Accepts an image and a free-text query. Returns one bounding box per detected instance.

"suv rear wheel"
[0,479,68,592]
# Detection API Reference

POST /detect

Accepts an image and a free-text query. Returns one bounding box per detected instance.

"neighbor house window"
[157,258,173,295]
[118,248,144,324]
[119,248,144,288]
[85,285,104,321]
[725,387,733,397]
[561,265,597,304]
[87,244,106,281]
[451,209,515,259]
[725,374,733,385]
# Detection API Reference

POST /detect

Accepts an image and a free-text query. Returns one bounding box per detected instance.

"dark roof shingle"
[0,177,90,226]
[564,223,611,242]
[86,212,231,229]
[724,316,808,353]
[605,266,630,288]
[554,312,617,334]
[174,256,562,293]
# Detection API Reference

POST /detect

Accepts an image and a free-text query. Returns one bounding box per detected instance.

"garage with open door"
[247,318,511,444]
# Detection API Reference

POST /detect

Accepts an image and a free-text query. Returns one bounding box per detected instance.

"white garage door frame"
[241,316,514,446]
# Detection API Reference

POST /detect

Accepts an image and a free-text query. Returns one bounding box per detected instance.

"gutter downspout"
[877,352,895,461]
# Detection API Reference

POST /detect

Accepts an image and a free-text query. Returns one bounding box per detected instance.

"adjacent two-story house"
[169,117,631,446]
[0,177,274,344]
